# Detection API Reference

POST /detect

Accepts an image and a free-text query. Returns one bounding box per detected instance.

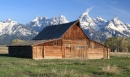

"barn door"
[37,46,43,59]
[65,47,71,58]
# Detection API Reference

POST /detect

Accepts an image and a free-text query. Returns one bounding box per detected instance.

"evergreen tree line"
[104,36,130,52]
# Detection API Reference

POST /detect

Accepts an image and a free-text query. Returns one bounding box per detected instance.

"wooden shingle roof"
[33,20,78,40]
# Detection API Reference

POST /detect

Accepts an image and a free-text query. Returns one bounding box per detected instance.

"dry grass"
[51,68,57,74]
[0,46,8,54]
[110,52,130,57]
[51,67,91,77]
[127,66,130,69]
[101,64,120,74]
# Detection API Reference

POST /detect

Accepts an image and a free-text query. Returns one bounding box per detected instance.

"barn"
[8,20,110,59]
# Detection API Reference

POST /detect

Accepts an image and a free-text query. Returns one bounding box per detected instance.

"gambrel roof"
[33,20,78,40]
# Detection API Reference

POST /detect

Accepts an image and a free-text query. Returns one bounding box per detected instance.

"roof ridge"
[45,20,78,27]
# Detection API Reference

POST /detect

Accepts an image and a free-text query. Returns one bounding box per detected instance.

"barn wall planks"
[62,40,110,59]
[62,39,88,59]
[87,48,104,59]
[44,46,62,58]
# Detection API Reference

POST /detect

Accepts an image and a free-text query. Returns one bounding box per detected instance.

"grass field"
[0,46,130,77]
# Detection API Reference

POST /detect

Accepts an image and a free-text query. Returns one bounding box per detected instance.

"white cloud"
[86,7,93,14]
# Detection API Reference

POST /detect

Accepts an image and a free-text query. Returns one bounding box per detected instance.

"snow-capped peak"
[0,19,18,35]
[97,17,130,38]
[80,10,89,18]
[79,8,94,24]
[79,8,107,31]
[113,17,119,21]
[111,17,124,25]
[59,15,66,19]
[94,16,107,22]
[6,18,11,22]
[5,18,18,24]
[27,15,69,32]
[59,15,69,24]
[32,16,48,22]
[79,9,92,22]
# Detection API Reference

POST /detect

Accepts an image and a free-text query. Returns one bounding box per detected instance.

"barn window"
[76,46,85,50]
[54,41,58,45]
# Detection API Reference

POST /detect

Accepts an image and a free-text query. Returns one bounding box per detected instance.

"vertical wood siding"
[44,46,62,58]
[62,24,87,40]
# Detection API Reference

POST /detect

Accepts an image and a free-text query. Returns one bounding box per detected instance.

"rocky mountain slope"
[0,19,37,44]
[79,10,130,42]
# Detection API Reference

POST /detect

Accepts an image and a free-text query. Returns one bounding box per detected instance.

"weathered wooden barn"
[8,20,110,59]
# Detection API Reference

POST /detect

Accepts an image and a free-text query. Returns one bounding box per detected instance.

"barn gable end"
[62,21,88,40]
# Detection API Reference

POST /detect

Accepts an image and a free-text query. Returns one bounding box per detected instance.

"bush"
[101,65,120,74]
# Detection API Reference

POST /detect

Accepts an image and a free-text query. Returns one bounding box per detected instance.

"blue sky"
[0,0,130,24]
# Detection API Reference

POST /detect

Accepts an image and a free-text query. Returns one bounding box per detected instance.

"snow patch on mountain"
[26,15,69,32]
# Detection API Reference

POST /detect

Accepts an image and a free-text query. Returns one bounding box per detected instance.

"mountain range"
[79,11,130,42]
[0,11,130,44]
